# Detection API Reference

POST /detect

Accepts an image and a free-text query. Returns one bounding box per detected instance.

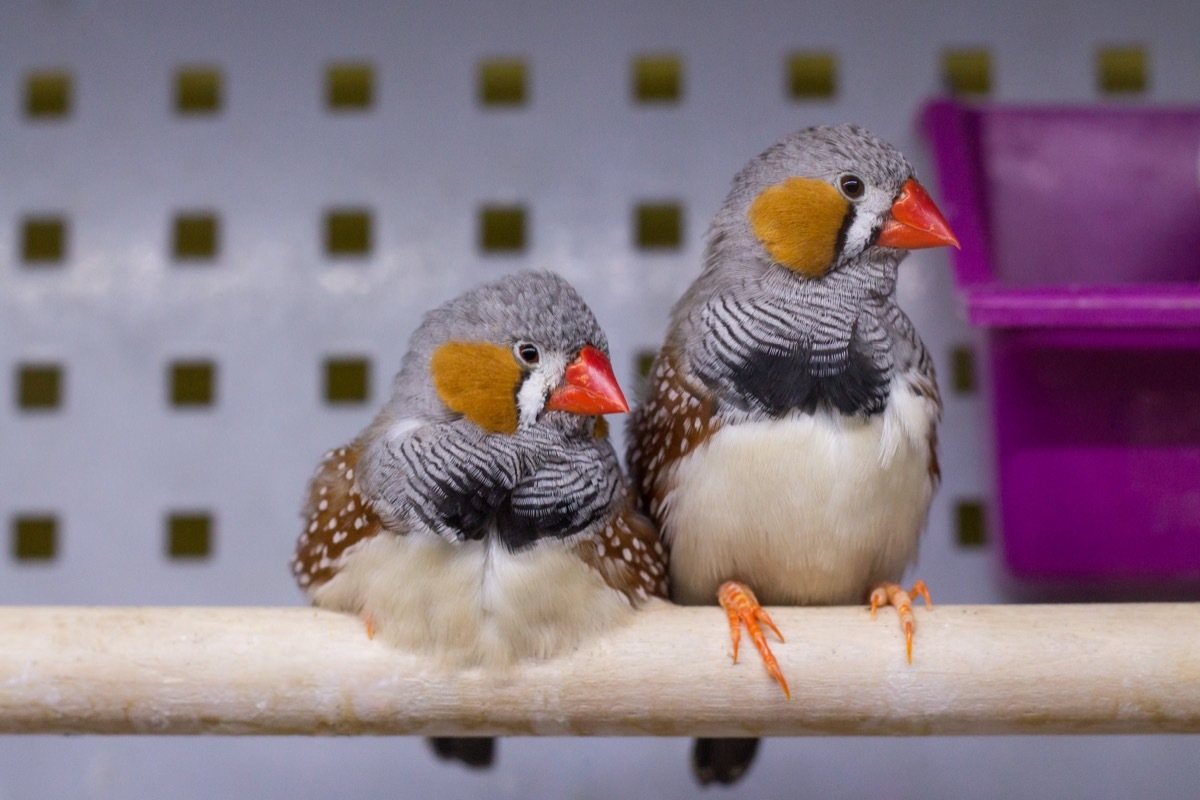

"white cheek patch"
[845,190,894,257]
[516,351,568,427]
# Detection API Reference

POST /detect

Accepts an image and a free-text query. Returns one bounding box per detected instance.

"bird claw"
[869,580,932,664]
[717,581,789,699]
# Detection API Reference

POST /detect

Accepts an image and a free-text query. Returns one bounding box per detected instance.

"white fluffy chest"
[663,381,937,606]
[312,531,634,668]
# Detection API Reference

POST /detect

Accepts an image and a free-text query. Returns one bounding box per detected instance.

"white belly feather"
[313,531,636,668]
[663,380,937,606]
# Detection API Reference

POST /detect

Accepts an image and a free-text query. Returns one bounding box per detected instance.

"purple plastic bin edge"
[918,98,1200,582]
[920,100,995,290]
[920,99,1200,329]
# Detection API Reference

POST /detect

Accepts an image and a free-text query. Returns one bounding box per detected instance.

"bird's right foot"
[717,580,789,699]
[869,580,932,664]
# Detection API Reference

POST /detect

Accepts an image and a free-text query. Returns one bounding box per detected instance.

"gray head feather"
[709,125,914,282]
[381,271,610,425]
[668,125,917,348]
[730,125,912,200]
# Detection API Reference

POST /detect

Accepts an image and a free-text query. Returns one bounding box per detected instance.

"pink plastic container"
[921,99,1200,580]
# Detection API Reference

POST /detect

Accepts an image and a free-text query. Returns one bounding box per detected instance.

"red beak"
[876,178,960,250]
[545,345,629,416]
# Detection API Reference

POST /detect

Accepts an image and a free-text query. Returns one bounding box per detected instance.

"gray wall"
[2,1,1198,797]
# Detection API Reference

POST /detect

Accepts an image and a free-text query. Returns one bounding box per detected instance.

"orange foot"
[869,580,932,664]
[364,614,376,640]
[717,580,789,699]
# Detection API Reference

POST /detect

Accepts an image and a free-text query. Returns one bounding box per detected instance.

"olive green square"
[636,349,658,379]
[170,361,216,407]
[25,71,71,118]
[167,514,212,559]
[942,49,992,96]
[479,206,527,253]
[1098,47,1147,94]
[13,516,57,561]
[951,345,977,395]
[479,59,527,106]
[633,56,682,103]
[787,52,837,99]
[325,358,371,404]
[17,364,62,410]
[325,210,373,257]
[173,214,219,261]
[327,63,374,110]
[635,203,683,250]
[956,501,988,548]
[21,217,67,264]
[175,68,223,114]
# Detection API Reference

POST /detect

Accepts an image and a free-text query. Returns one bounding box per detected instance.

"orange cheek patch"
[430,341,521,434]
[747,177,849,278]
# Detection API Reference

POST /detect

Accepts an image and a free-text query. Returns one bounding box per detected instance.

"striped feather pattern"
[294,418,667,604]
[689,262,919,419]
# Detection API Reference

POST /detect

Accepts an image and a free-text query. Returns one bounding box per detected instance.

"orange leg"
[869,580,932,664]
[364,614,376,640]
[717,581,789,699]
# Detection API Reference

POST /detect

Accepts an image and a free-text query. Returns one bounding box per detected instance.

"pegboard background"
[2,1,1199,797]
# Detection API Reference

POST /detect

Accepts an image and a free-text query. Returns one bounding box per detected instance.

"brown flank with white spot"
[572,495,669,602]
[627,347,721,527]
[291,441,382,592]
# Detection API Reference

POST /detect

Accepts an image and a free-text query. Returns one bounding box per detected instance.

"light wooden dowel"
[1,604,1197,736]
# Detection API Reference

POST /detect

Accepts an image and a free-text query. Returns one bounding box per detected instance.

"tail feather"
[427,736,496,769]
[692,737,760,786]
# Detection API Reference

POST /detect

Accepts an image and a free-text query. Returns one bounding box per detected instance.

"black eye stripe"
[834,204,856,260]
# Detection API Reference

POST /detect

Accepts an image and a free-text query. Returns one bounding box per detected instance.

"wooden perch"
[1,604,1198,736]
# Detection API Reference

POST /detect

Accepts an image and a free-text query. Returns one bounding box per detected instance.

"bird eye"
[514,342,540,365]
[838,174,866,200]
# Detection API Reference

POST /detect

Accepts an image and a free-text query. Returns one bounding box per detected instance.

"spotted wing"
[626,347,721,530]
[572,490,669,602]
[291,441,384,594]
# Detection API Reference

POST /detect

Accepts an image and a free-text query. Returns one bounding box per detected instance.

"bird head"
[723,124,958,280]
[398,271,628,436]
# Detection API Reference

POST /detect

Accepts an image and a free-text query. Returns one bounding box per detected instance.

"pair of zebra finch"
[290,124,958,784]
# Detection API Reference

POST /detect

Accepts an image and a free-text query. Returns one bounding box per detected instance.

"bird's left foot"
[717,581,789,699]
[869,580,932,664]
